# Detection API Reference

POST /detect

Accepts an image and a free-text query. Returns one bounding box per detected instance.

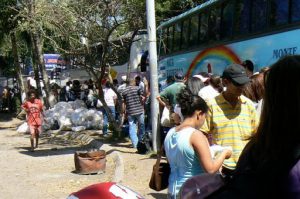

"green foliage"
[0,0,19,34]
[156,0,205,23]
[0,0,206,78]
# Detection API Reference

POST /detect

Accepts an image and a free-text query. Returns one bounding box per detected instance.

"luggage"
[74,150,106,174]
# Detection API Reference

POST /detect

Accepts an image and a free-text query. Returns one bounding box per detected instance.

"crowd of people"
[63,55,300,199]
[158,57,300,199]
[3,55,300,198]
[0,86,23,114]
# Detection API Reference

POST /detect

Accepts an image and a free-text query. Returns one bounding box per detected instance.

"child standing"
[22,90,44,152]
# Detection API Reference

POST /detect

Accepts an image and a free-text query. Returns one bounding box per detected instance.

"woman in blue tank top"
[164,86,232,199]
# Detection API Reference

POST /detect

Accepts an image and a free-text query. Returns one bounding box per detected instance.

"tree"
[30,0,146,137]
[0,0,28,95]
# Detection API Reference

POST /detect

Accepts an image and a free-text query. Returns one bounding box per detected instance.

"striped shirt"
[121,86,144,116]
[200,94,258,169]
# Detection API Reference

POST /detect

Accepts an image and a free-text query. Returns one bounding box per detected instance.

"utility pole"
[146,0,159,152]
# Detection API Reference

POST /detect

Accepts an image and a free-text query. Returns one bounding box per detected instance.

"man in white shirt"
[198,75,223,102]
[135,76,145,95]
[101,82,117,137]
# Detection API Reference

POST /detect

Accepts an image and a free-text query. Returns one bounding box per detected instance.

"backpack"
[59,86,67,101]
[67,90,76,101]
[137,131,152,154]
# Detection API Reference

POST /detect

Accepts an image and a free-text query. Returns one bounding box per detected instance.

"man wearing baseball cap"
[200,64,258,176]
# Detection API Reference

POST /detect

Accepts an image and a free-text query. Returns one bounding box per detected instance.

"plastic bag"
[71,108,88,126]
[17,122,29,133]
[54,101,72,111]
[96,99,103,108]
[72,126,86,132]
[71,100,87,110]
[160,107,171,127]
[92,111,103,129]
[58,116,72,131]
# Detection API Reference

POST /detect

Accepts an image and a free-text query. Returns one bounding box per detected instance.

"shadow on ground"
[16,145,92,157]
[0,112,22,129]
[0,113,13,121]
[16,131,94,157]
[149,193,168,199]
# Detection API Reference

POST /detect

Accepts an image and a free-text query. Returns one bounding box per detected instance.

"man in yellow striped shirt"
[200,64,258,175]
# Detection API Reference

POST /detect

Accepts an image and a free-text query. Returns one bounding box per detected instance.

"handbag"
[149,145,170,191]
[179,173,226,199]
[74,150,106,174]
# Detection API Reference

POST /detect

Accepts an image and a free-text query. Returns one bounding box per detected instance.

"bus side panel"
[158,29,300,85]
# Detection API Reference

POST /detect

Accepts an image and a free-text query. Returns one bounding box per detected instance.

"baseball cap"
[222,64,250,86]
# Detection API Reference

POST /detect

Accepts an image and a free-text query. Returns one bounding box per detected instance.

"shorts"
[29,125,42,135]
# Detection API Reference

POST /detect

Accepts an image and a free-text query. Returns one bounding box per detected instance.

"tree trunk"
[32,32,50,109]
[29,34,42,97]
[10,32,27,95]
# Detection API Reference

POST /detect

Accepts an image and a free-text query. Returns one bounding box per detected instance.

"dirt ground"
[0,113,167,199]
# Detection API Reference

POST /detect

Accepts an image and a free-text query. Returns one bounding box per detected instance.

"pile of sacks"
[43,100,103,132]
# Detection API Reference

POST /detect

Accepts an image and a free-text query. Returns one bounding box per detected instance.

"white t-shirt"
[198,85,219,102]
[103,88,117,107]
[138,82,145,94]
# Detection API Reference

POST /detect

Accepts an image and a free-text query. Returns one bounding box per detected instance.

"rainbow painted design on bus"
[186,46,241,77]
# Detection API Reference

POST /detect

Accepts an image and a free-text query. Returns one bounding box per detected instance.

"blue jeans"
[128,113,145,148]
[101,106,116,135]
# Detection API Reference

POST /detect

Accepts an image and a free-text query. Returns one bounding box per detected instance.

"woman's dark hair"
[242,60,254,72]
[166,76,175,85]
[105,81,111,88]
[177,87,208,118]
[242,73,265,102]
[255,55,300,160]
[185,76,205,96]
[27,89,37,97]
[239,55,300,196]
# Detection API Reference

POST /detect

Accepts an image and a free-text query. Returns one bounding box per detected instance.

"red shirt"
[22,99,43,126]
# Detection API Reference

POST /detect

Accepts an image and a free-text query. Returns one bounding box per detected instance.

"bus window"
[189,14,199,46]
[270,0,289,26]
[220,0,234,40]
[251,0,268,33]
[199,12,208,43]
[159,29,167,56]
[174,22,182,52]
[167,26,174,54]
[235,0,251,35]
[208,7,221,41]
[292,0,300,22]
[181,19,190,50]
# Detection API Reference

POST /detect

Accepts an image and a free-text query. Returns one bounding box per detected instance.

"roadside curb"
[53,130,124,183]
